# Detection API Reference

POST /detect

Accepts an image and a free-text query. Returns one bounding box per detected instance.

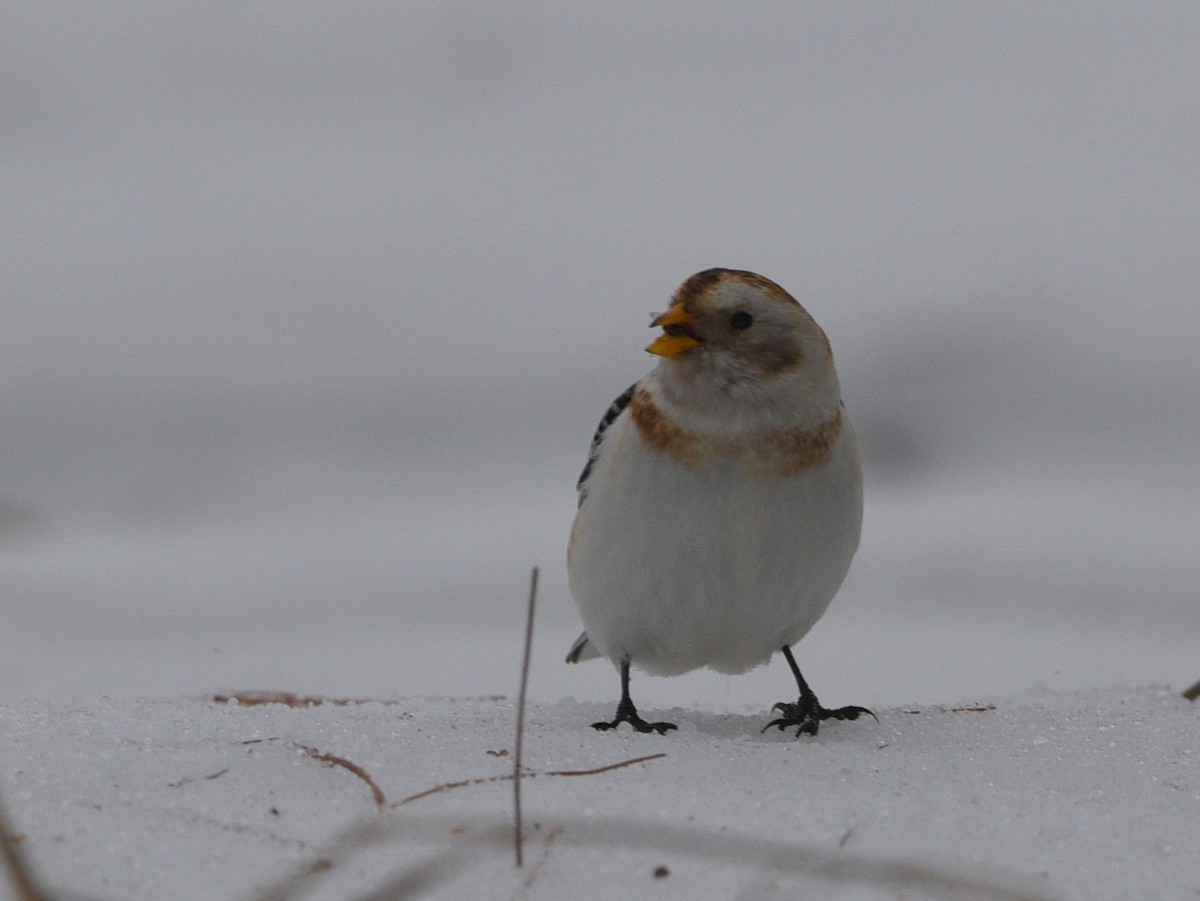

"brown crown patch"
[630,388,841,476]
[673,268,800,309]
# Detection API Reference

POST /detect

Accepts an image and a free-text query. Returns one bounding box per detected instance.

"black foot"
[592,698,677,735]
[762,697,876,738]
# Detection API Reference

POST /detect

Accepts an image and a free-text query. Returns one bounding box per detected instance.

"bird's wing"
[575,381,638,506]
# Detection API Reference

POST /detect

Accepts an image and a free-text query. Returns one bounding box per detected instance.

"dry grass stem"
[514,566,539,867]
[395,752,667,807]
[521,825,564,890]
[903,704,997,715]
[0,794,46,901]
[299,745,387,810]
[213,691,385,707]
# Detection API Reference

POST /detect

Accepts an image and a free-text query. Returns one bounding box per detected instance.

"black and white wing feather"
[566,383,638,665]
[575,382,638,507]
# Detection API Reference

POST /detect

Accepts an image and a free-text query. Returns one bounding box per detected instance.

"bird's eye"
[730,311,754,330]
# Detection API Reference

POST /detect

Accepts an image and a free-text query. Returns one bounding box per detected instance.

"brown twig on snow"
[543,754,668,777]
[215,690,506,706]
[299,745,387,810]
[213,691,388,707]
[514,566,538,867]
[521,825,563,890]
[0,793,46,901]
[903,703,997,715]
[394,752,668,807]
[1183,679,1200,702]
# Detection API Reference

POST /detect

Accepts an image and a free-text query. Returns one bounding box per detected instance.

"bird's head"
[646,269,840,414]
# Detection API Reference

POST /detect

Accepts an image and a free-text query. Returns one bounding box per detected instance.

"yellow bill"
[646,303,702,356]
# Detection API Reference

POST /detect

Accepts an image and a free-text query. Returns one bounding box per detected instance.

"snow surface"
[2,4,1200,899]
[2,688,1198,900]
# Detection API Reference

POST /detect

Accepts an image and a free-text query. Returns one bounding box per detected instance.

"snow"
[2,3,1200,899]
[3,688,1198,900]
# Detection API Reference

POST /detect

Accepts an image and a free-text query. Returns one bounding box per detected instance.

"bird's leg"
[592,659,677,735]
[762,646,876,737]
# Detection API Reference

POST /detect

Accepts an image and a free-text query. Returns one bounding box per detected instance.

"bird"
[565,268,873,737]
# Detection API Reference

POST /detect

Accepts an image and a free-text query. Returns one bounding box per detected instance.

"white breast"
[567,408,862,676]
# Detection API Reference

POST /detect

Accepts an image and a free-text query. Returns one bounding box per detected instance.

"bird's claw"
[592,697,677,734]
[591,716,677,735]
[762,699,876,738]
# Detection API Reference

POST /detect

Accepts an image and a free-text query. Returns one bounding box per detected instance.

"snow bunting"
[566,268,872,737]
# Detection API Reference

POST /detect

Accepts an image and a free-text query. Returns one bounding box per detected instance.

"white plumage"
[566,268,872,736]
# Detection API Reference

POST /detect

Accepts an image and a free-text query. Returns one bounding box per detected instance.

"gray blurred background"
[2,3,1197,710]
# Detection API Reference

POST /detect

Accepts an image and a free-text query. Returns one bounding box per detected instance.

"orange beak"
[646,303,702,356]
